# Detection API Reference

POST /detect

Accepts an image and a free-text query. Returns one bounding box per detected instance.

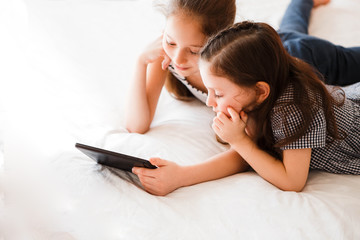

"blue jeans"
[278,0,360,86]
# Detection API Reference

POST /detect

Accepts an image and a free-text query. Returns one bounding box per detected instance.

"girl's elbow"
[278,182,306,192]
[125,122,150,134]
[282,186,304,193]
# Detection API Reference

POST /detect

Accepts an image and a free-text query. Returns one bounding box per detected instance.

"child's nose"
[174,49,186,65]
[206,96,216,108]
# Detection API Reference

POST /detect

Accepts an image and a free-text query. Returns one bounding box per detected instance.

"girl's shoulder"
[274,82,322,106]
[270,83,327,149]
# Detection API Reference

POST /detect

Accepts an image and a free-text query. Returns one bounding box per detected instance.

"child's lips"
[175,64,189,71]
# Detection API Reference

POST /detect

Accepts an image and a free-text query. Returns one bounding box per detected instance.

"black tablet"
[75,143,157,172]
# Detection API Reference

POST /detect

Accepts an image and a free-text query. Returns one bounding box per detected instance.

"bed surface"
[1,0,360,239]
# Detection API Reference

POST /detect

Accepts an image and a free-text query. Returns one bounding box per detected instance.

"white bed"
[1,0,360,239]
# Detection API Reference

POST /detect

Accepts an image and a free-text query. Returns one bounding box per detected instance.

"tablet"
[75,143,157,172]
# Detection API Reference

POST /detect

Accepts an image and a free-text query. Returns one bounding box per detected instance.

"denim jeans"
[278,0,360,86]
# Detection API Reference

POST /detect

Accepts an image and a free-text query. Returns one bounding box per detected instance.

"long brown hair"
[200,21,344,156]
[156,0,236,100]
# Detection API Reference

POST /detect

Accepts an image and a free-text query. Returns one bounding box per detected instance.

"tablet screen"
[75,143,157,172]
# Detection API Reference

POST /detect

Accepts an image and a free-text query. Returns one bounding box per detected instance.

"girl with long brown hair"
[199,21,360,192]
[125,0,236,133]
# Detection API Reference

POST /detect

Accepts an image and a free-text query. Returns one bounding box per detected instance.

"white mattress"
[1,0,360,239]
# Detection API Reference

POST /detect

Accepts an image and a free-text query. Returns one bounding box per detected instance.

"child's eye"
[215,94,222,98]
[166,40,176,46]
[190,50,199,55]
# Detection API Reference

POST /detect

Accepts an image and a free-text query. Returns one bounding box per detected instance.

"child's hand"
[132,158,184,196]
[139,35,171,70]
[212,107,249,145]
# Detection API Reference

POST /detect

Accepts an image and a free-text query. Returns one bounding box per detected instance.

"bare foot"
[313,0,330,8]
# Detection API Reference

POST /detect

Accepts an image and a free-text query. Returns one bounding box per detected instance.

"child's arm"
[232,140,311,192]
[214,108,311,192]
[132,148,249,196]
[125,36,170,133]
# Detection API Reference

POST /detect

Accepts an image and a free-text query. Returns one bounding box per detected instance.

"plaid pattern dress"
[270,83,360,174]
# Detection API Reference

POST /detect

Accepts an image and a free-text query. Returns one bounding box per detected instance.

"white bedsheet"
[1,0,360,239]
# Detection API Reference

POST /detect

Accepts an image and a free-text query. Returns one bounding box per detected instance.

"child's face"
[200,61,259,117]
[162,14,207,78]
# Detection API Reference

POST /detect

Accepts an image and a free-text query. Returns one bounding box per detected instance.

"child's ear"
[255,81,270,104]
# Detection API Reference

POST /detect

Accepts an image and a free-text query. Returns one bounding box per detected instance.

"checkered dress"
[270,83,360,174]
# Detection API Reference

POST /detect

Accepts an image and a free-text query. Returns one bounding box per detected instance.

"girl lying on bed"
[125,0,236,133]
[125,0,360,134]
[133,21,360,196]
